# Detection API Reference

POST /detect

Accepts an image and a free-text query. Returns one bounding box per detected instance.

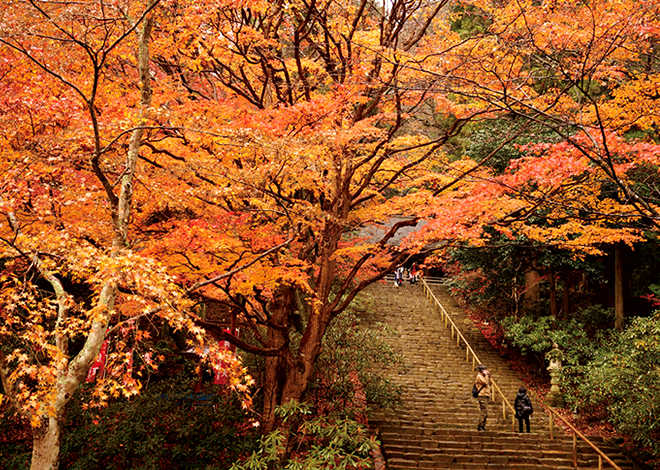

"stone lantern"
[546,342,565,407]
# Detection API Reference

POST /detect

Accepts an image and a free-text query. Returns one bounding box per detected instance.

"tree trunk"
[271,340,324,461]
[31,416,62,470]
[561,272,570,320]
[262,286,295,435]
[262,352,287,434]
[615,243,625,331]
[523,269,541,303]
[261,350,317,466]
[260,216,341,461]
[549,271,558,318]
[261,296,332,464]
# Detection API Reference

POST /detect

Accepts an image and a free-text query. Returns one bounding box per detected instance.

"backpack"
[472,384,484,398]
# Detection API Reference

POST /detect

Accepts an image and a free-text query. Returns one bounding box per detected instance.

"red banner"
[85,339,109,383]
[213,329,238,385]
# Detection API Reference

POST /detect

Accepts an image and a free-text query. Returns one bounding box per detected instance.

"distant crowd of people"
[393,262,420,287]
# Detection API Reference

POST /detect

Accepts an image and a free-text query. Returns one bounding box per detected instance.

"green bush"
[1,359,258,470]
[500,315,555,356]
[500,313,602,376]
[0,441,30,470]
[501,308,610,360]
[568,313,660,460]
[2,291,401,470]
[60,361,259,470]
[571,305,616,333]
[230,401,375,470]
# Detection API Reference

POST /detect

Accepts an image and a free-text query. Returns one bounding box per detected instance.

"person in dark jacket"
[514,386,533,433]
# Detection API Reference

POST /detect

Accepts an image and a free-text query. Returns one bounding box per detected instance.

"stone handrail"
[420,277,517,431]
[547,406,623,470]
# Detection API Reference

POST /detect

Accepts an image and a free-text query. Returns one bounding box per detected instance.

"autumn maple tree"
[0,2,251,469]
[140,0,481,457]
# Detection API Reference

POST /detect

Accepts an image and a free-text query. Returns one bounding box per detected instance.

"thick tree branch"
[186,236,294,293]
[197,320,287,357]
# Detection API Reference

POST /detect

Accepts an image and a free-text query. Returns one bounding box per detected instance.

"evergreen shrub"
[502,310,660,465]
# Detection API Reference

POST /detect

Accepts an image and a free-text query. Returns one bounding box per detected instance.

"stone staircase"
[365,279,639,470]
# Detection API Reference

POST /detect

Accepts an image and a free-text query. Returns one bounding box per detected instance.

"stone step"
[386,459,614,470]
[384,450,605,468]
[378,431,629,454]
